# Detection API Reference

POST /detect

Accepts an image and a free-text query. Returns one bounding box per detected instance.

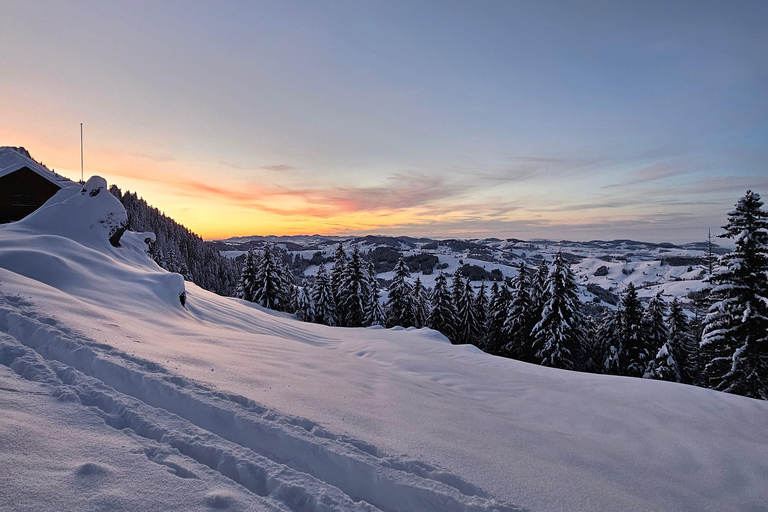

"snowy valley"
[2,180,767,512]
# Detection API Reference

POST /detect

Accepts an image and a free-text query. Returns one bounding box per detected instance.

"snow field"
[1,177,767,512]
[0,298,517,512]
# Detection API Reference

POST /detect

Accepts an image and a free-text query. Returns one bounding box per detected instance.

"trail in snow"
[0,294,520,512]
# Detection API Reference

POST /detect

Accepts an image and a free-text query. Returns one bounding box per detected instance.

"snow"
[0,146,78,186]
[1,178,768,512]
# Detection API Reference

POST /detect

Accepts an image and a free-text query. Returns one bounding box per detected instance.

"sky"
[1,0,767,243]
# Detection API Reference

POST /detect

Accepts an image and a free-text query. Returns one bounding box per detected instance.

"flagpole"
[80,123,84,183]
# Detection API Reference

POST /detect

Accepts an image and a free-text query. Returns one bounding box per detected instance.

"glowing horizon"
[2,2,766,243]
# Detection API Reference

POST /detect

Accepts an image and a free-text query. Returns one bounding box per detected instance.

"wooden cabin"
[0,147,78,223]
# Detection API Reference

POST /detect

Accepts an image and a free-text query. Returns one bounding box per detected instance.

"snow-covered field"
[1,179,767,512]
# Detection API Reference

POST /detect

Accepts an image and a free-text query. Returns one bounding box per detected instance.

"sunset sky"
[1,1,767,242]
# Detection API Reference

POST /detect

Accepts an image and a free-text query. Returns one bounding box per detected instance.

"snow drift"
[1,177,767,512]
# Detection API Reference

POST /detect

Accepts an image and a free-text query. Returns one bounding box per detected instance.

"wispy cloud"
[602,162,697,189]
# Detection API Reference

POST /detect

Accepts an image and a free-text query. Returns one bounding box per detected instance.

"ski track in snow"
[0,293,522,512]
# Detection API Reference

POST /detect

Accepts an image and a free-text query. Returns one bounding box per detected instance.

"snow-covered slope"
[1,180,767,512]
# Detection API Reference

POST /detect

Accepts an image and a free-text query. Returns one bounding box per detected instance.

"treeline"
[110,186,240,296]
[238,190,768,400]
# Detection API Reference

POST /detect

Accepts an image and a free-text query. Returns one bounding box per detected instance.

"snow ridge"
[0,295,520,512]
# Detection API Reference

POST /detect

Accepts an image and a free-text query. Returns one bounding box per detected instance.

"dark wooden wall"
[0,167,62,223]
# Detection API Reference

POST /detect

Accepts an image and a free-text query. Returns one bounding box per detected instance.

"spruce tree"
[295,280,314,322]
[644,292,668,357]
[412,277,430,328]
[486,281,511,355]
[530,253,583,370]
[701,190,768,399]
[339,246,369,327]
[532,259,549,314]
[253,244,287,311]
[472,282,490,349]
[236,249,258,302]
[311,264,337,326]
[645,297,689,383]
[331,243,347,324]
[620,282,648,377]
[428,271,457,342]
[451,271,464,310]
[504,262,535,360]
[455,278,480,345]
[364,260,387,327]
[386,257,415,328]
[598,308,622,375]
[668,298,698,384]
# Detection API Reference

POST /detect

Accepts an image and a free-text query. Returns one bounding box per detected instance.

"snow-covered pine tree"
[412,277,430,328]
[504,262,535,361]
[644,342,681,382]
[701,190,768,399]
[668,298,698,384]
[363,260,386,326]
[339,245,369,327]
[448,270,462,312]
[428,271,457,342]
[236,249,258,302]
[530,253,584,370]
[581,314,602,373]
[331,243,347,324]
[644,292,668,357]
[455,278,480,345]
[598,308,622,375]
[386,257,415,328]
[472,281,489,349]
[253,244,288,311]
[620,282,648,377]
[486,280,511,355]
[295,280,314,322]
[311,264,337,326]
[644,297,689,383]
[532,259,549,314]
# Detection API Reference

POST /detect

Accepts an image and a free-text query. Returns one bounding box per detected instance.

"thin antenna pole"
[80,123,84,183]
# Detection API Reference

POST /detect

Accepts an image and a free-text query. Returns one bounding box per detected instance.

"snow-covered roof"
[0,146,78,188]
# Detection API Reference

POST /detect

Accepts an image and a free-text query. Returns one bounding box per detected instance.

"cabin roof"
[0,147,79,189]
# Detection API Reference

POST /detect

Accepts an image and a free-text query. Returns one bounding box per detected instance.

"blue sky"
[1,0,766,242]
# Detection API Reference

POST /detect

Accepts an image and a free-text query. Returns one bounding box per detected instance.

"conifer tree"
[702,190,768,399]
[532,259,549,314]
[311,264,337,326]
[486,281,511,355]
[412,277,430,328]
[472,282,490,349]
[295,280,314,322]
[645,297,689,383]
[331,243,347,324]
[386,257,415,328]
[598,309,622,375]
[451,271,464,310]
[644,292,668,357]
[428,271,457,342]
[531,253,583,370]
[581,314,603,373]
[339,246,369,327]
[668,298,698,384]
[236,249,258,302]
[455,278,480,345]
[364,260,387,327]
[620,282,648,377]
[253,244,287,311]
[504,262,535,360]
